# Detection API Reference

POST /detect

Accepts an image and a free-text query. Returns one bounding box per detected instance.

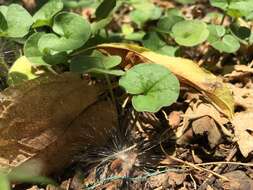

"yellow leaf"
[97,43,234,119]
[8,56,39,86]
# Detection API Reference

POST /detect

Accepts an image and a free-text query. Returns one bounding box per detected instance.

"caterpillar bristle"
[74,111,172,189]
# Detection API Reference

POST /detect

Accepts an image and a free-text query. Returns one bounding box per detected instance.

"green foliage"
[0,166,55,190]
[175,0,197,4]
[70,51,124,76]
[210,0,253,19]
[172,20,209,46]
[95,0,116,20]
[0,174,9,190]
[156,8,184,35]
[129,0,162,26]
[119,64,180,112]
[38,12,91,52]
[143,32,179,56]
[0,4,33,38]
[211,34,240,53]
[33,0,63,27]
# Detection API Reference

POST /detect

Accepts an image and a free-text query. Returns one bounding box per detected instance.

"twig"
[197,161,253,167]
[197,146,237,190]
[159,140,230,182]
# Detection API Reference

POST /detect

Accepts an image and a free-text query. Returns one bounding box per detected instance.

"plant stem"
[105,74,117,107]
[220,13,226,25]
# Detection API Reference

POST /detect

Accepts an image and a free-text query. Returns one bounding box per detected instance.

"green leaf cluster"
[210,0,253,19]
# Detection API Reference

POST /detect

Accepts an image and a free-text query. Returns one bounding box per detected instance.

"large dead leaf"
[97,43,234,119]
[232,112,253,157]
[0,73,117,174]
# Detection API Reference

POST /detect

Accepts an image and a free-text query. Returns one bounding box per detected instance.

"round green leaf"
[25,32,67,66]
[130,2,162,26]
[142,32,179,56]
[33,0,63,27]
[70,52,123,76]
[172,20,209,46]
[0,4,33,38]
[228,1,253,17]
[38,12,91,52]
[211,34,240,53]
[157,15,184,34]
[210,0,228,10]
[24,32,46,66]
[119,64,180,112]
[143,32,166,50]
[91,16,113,34]
[207,24,226,43]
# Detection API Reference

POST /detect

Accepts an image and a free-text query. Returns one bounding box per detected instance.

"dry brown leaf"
[0,73,117,174]
[225,65,253,81]
[229,84,253,112]
[219,170,253,190]
[232,112,253,157]
[177,97,230,138]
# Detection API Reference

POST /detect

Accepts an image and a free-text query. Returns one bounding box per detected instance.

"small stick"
[197,146,237,190]
[159,141,230,182]
[197,161,253,167]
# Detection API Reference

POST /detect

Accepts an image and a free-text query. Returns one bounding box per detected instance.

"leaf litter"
[2,50,253,190]
[2,1,253,190]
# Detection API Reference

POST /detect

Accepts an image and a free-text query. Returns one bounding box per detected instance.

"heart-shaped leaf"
[210,0,253,18]
[157,9,184,34]
[171,20,209,46]
[70,51,123,76]
[129,1,162,26]
[210,0,228,10]
[38,12,91,52]
[0,4,33,38]
[207,24,226,43]
[143,32,179,56]
[24,32,68,66]
[211,34,240,53]
[33,0,63,27]
[24,32,47,66]
[97,43,235,118]
[119,64,180,112]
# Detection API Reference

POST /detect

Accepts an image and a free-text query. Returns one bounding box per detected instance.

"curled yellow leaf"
[97,43,234,119]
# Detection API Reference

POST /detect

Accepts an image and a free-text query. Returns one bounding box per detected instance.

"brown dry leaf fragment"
[177,96,231,147]
[192,116,222,148]
[168,111,182,129]
[0,73,117,174]
[177,98,230,139]
[177,116,222,148]
[147,172,186,189]
[229,84,253,112]
[232,112,253,157]
[219,170,253,190]
[225,65,253,82]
